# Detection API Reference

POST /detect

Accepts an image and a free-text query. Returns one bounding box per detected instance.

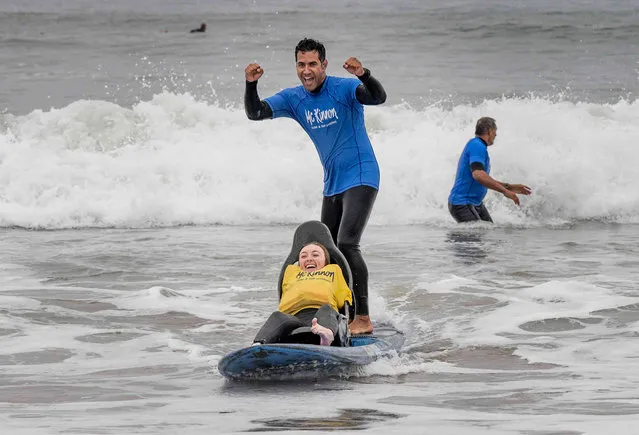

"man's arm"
[470,163,531,205]
[343,57,386,105]
[355,69,387,105]
[244,63,273,121]
[244,81,273,121]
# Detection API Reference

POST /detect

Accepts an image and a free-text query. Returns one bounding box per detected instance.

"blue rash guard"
[448,137,491,206]
[264,76,380,196]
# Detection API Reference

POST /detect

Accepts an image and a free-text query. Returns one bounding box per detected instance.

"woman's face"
[298,244,327,272]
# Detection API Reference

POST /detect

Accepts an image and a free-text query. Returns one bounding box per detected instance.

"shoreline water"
[1,223,639,433]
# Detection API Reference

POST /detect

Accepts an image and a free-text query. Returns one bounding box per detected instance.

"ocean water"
[1,1,639,434]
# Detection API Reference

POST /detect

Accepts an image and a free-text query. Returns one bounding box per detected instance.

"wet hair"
[475,117,497,136]
[295,38,326,62]
[300,242,330,264]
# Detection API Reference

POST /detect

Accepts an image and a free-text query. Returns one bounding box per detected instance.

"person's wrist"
[357,68,370,80]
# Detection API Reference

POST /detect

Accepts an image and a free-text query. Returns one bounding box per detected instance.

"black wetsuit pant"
[253,305,342,345]
[448,202,493,223]
[321,185,377,316]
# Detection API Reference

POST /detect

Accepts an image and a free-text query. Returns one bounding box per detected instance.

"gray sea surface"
[2,224,639,434]
[1,0,637,115]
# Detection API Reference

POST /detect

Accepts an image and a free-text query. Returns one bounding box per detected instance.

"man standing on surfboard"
[243,38,386,334]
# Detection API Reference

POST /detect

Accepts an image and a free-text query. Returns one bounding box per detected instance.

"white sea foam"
[107,285,249,319]
[2,93,638,229]
[449,280,637,344]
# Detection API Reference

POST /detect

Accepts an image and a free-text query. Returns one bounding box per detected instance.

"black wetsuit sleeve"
[355,69,387,105]
[470,162,485,172]
[244,81,273,120]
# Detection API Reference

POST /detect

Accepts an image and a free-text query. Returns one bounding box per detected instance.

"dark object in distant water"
[190,23,206,33]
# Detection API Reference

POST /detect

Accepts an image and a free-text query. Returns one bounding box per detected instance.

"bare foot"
[311,318,334,346]
[349,315,373,334]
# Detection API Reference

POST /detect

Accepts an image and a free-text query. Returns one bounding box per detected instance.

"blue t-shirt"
[448,137,491,206]
[264,76,380,196]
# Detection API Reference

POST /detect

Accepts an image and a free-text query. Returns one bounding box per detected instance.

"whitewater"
[2,94,639,229]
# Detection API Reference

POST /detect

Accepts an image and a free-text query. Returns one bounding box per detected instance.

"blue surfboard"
[218,323,404,380]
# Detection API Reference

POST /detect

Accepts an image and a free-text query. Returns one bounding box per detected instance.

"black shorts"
[448,202,493,223]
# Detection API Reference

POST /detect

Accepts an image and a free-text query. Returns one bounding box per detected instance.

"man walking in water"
[448,117,532,223]
[243,38,387,334]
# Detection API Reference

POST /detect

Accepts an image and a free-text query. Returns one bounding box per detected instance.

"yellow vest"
[278,264,352,315]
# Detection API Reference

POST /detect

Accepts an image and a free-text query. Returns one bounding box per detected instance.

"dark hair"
[301,242,330,264]
[295,38,326,62]
[475,117,497,136]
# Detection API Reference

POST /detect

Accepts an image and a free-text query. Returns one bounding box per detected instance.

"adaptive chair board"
[217,221,404,380]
